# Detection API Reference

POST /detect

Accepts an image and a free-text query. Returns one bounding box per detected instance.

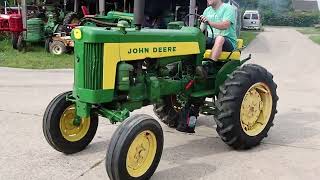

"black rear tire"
[17,34,26,52]
[106,114,163,180]
[44,38,52,53]
[62,12,80,33]
[43,91,98,154]
[153,96,180,128]
[11,33,19,50]
[215,64,278,149]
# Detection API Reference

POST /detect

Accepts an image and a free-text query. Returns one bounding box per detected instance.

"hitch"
[241,54,252,65]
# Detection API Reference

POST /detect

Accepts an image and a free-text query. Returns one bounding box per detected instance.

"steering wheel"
[183,13,214,43]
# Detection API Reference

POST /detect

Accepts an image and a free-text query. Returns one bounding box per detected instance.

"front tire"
[215,64,278,149]
[17,34,26,52]
[49,41,66,55]
[43,91,98,154]
[106,114,163,180]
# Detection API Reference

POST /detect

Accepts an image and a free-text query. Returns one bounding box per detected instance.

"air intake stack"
[134,0,145,30]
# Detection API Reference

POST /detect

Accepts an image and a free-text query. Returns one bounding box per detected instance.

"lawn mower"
[43,0,278,179]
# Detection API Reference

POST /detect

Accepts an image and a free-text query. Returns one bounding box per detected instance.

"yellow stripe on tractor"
[103,42,200,90]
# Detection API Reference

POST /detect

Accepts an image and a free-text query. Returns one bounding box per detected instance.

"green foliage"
[297,27,320,34]
[239,31,258,46]
[262,11,320,27]
[236,0,258,9]
[258,0,292,13]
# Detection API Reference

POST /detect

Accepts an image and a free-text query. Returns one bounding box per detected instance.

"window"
[243,14,251,19]
[252,14,259,20]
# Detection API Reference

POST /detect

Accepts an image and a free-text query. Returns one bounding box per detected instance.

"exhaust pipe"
[134,0,145,30]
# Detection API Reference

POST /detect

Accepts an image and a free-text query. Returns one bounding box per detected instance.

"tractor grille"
[83,43,104,90]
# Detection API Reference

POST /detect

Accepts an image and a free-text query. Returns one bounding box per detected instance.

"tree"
[235,0,258,9]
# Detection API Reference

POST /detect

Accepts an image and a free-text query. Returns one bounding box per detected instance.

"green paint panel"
[158,78,187,96]
[75,88,114,104]
[214,61,241,94]
[98,108,130,123]
[26,18,44,42]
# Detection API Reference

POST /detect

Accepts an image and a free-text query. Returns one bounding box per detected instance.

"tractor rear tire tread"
[11,33,19,50]
[153,97,180,128]
[215,64,278,150]
[62,12,80,33]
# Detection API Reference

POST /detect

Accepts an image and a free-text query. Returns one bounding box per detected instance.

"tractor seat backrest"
[204,39,244,61]
[81,6,90,16]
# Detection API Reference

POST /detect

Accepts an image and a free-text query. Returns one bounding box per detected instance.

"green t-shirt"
[202,3,237,49]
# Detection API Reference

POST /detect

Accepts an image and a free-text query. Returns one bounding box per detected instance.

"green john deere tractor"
[43,0,278,179]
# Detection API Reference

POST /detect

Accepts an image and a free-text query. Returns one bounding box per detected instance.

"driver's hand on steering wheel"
[199,15,209,23]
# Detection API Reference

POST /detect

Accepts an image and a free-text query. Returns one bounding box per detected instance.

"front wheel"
[106,114,163,180]
[43,91,98,154]
[17,33,26,52]
[49,41,67,55]
[215,64,278,149]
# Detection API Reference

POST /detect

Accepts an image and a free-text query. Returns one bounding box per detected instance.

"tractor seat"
[204,39,244,61]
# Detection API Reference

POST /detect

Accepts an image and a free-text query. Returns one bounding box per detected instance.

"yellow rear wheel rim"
[59,105,90,142]
[240,82,273,136]
[126,130,157,178]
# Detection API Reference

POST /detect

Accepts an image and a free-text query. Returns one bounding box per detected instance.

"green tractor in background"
[48,0,135,55]
[14,0,134,54]
[12,0,75,52]
[43,0,279,179]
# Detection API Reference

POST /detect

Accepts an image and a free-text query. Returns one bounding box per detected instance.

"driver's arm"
[200,6,235,30]
[207,21,231,30]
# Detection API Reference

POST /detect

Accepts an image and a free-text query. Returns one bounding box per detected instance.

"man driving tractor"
[177,0,238,133]
[200,0,237,61]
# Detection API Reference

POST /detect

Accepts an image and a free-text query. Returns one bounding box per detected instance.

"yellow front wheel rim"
[126,130,157,178]
[240,82,273,136]
[59,105,91,142]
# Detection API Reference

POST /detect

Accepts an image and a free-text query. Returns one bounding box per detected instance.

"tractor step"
[191,90,215,98]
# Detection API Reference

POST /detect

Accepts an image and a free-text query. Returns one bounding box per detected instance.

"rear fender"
[214,60,241,94]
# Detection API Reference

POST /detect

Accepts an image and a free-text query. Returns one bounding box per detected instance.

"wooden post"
[21,0,27,38]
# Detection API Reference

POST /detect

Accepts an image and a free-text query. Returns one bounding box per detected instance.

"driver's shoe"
[196,66,207,79]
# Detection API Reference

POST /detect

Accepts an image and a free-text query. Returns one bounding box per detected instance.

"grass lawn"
[297,27,320,45]
[0,39,74,69]
[239,30,259,46]
[310,35,320,45]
